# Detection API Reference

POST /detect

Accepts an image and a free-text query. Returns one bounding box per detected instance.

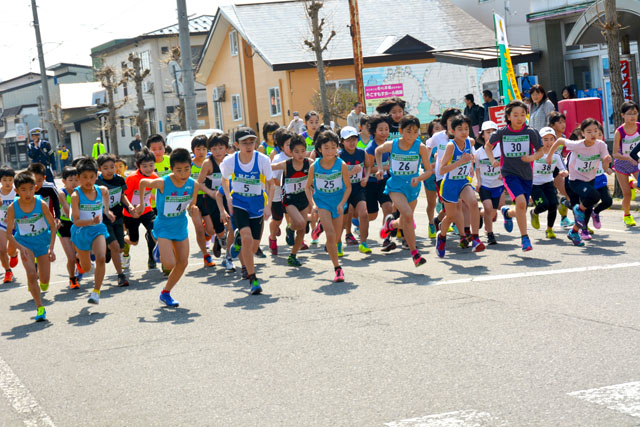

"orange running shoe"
[3,270,13,283]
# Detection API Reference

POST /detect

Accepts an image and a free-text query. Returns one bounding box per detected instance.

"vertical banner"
[493,14,521,103]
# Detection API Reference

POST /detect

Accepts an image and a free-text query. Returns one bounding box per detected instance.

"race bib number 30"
[316,172,343,193]
[503,135,530,158]
[391,153,419,176]
[163,195,191,218]
[17,214,47,237]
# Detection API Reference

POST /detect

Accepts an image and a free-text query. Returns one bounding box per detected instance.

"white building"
[91,15,213,155]
[451,0,531,46]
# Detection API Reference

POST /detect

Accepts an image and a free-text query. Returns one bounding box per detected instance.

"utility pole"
[348,0,365,108]
[176,0,198,130]
[30,0,57,147]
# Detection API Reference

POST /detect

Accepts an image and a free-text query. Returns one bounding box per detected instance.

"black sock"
[334,265,341,271]
[464,227,471,235]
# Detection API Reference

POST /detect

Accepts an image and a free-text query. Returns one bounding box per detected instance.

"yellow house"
[195,0,538,138]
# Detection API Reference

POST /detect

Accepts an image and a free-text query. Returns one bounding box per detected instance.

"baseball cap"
[235,127,257,142]
[480,121,498,132]
[340,126,358,140]
[293,111,299,117]
[539,127,555,138]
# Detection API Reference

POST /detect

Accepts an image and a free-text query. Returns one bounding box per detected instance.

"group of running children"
[1,97,639,323]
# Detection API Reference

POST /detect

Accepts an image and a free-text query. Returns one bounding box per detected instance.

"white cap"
[481,121,498,132]
[539,126,555,138]
[340,126,358,139]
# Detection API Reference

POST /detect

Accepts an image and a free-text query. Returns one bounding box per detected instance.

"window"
[130,117,138,136]
[212,93,223,129]
[229,30,238,56]
[161,46,169,54]
[231,94,242,121]
[269,87,281,116]
[140,50,151,70]
[327,79,357,93]
[120,118,126,137]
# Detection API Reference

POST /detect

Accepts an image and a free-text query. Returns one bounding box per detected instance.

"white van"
[166,129,223,152]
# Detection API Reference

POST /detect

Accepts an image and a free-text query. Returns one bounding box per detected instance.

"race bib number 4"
[284,176,306,195]
[316,172,343,193]
[17,214,47,237]
[391,153,419,176]
[503,135,530,158]
[163,195,192,218]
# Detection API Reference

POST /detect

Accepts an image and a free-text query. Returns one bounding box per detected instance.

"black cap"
[235,127,257,142]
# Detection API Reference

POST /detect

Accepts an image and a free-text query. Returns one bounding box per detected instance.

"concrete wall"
[451,0,531,46]
[529,19,567,93]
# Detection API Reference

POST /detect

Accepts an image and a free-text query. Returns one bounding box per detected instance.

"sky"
[0,0,250,81]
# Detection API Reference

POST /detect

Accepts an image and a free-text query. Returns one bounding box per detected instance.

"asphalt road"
[1,198,639,427]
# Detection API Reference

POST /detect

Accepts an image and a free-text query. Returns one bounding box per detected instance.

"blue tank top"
[444,138,472,182]
[156,175,195,219]
[13,195,51,250]
[230,152,266,217]
[389,138,421,180]
[313,158,345,204]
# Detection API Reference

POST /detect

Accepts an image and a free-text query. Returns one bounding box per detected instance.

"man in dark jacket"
[27,128,55,183]
[463,94,484,138]
[129,134,142,153]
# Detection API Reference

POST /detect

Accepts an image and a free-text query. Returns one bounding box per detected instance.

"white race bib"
[79,202,103,221]
[479,158,501,178]
[347,164,363,183]
[163,194,192,218]
[130,190,151,207]
[622,135,640,155]
[316,172,343,193]
[534,158,554,176]
[449,162,471,180]
[284,176,306,195]
[391,153,419,176]
[575,153,600,174]
[0,205,7,225]
[17,214,47,237]
[232,176,262,197]
[208,173,222,191]
[108,187,122,208]
[503,135,530,158]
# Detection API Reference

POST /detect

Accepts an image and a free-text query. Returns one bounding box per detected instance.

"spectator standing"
[482,90,499,122]
[58,144,70,168]
[463,94,484,138]
[129,134,143,153]
[529,84,556,130]
[287,111,305,134]
[27,128,55,183]
[92,137,106,159]
[347,102,365,129]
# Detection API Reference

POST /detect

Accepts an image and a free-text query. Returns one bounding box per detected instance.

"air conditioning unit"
[213,85,225,102]
[143,81,154,94]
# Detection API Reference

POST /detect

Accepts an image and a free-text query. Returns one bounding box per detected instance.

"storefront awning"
[566,0,640,46]
[2,130,17,140]
[431,46,541,68]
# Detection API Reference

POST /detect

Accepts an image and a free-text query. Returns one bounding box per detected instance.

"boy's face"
[236,137,257,154]
[552,119,566,134]
[79,171,97,188]
[62,174,79,190]
[343,136,358,152]
[171,161,191,183]
[16,183,35,201]
[0,176,13,191]
[33,173,45,191]
[319,140,339,158]
[193,145,208,160]
[116,161,127,176]
[399,125,420,143]
[211,144,227,160]
[149,141,165,162]
[100,160,116,179]
[292,144,306,161]
[453,123,470,140]
[139,161,155,177]
[542,134,556,148]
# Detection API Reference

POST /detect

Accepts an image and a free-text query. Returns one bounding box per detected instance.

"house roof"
[199,0,496,73]
[0,106,22,119]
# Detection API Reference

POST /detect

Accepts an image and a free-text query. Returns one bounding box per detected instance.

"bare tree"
[96,65,127,155]
[303,0,336,126]
[48,103,66,173]
[311,87,358,122]
[124,53,151,144]
[602,0,625,129]
[169,46,187,130]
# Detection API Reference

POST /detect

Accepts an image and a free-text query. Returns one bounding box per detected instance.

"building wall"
[451,0,531,46]
[253,51,288,131]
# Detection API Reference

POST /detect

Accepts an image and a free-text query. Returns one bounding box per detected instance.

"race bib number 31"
[576,153,601,174]
[503,135,530,158]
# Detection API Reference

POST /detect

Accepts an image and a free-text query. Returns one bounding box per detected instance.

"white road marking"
[0,355,55,426]
[385,410,501,426]
[568,381,640,418]
[425,261,640,287]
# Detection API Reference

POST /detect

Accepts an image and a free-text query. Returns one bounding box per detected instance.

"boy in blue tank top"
[137,148,199,307]
[71,157,114,305]
[221,127,274,295]
[5,171,58,322]
[376,115,432,267]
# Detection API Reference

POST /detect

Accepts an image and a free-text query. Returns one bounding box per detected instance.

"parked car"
[166,129,223,151]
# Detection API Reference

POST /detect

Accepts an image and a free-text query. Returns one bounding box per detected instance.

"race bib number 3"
[503,135,530,158]
[79,203,103,221]
[17,214,47,237]
[391,153,419,176]
[163,195,191,218]
[284,176,306,195]
[316,172,343,193]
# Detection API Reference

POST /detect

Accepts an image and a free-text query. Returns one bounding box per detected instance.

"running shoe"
[311,222,324,241]
[560,216,574,227]
[334,268,345,283]
[353,226,360,237]
[352,218,360,228]
[567,229,584,246]
[269,237,278,256]
[428,224,437,238]
[487,232,497,245]
[345,233,358,246]
[147,260,157,270]
[241,266,248,280]
[300,241,310,251]
[88,291,100,304]
[255,247,267,258]
[530,210,540,230]
[359,242,372,254]
[436,234,446,258]
[580,229,592,241]
[152,243,161,263]
[249,279,262,295]
[287,254,302,267]
[381,236,397,252]
[521,235,533,252]
[379,214,395,239]
[117,273,129,287]
[220,235,227,248]
[624,214,636,227]
[336,242,344,257]
[631,179,637,200]
[9,255,18,268]
[472,238,486,253]
[573,205,586,229]
[3,270,13,283]
[221,257,236,272]
[230,232,242,258]
[558,203,568,217]
[413,253,426,267]
[122,254,130,269]
[39,282,49,292]
[591,212,602,229]
[159,292,179,307]
[546,229,556,239]
[204,254,216,267]
[501,206,513,233]
[459,236,470,249]
[587,227,594,234]
[35,306,46,322]
[69,277,80,289]
[213,236,222,258]
[310,238,319,245]
[400,239,409,250]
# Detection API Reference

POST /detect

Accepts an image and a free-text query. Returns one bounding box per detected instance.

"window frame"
[231,94,242,121]
[268,87,281,117]
[229,30,239,57]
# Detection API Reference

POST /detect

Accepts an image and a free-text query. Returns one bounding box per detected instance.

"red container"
[558,97,603,134]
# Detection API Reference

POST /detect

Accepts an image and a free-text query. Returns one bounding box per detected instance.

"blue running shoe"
[436,234,446,258]
[35,307,46,322]
[560,216,574,227]
[159,292,180,307]
[152,243,161,264]
[352,217,360,227]
[285,226,295,246]
[567,229,585,246]
[521,235,532,251]
[501,206,513,233]
[249,279,262,295]
[573,205,586,229]
[451,223,459,235]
